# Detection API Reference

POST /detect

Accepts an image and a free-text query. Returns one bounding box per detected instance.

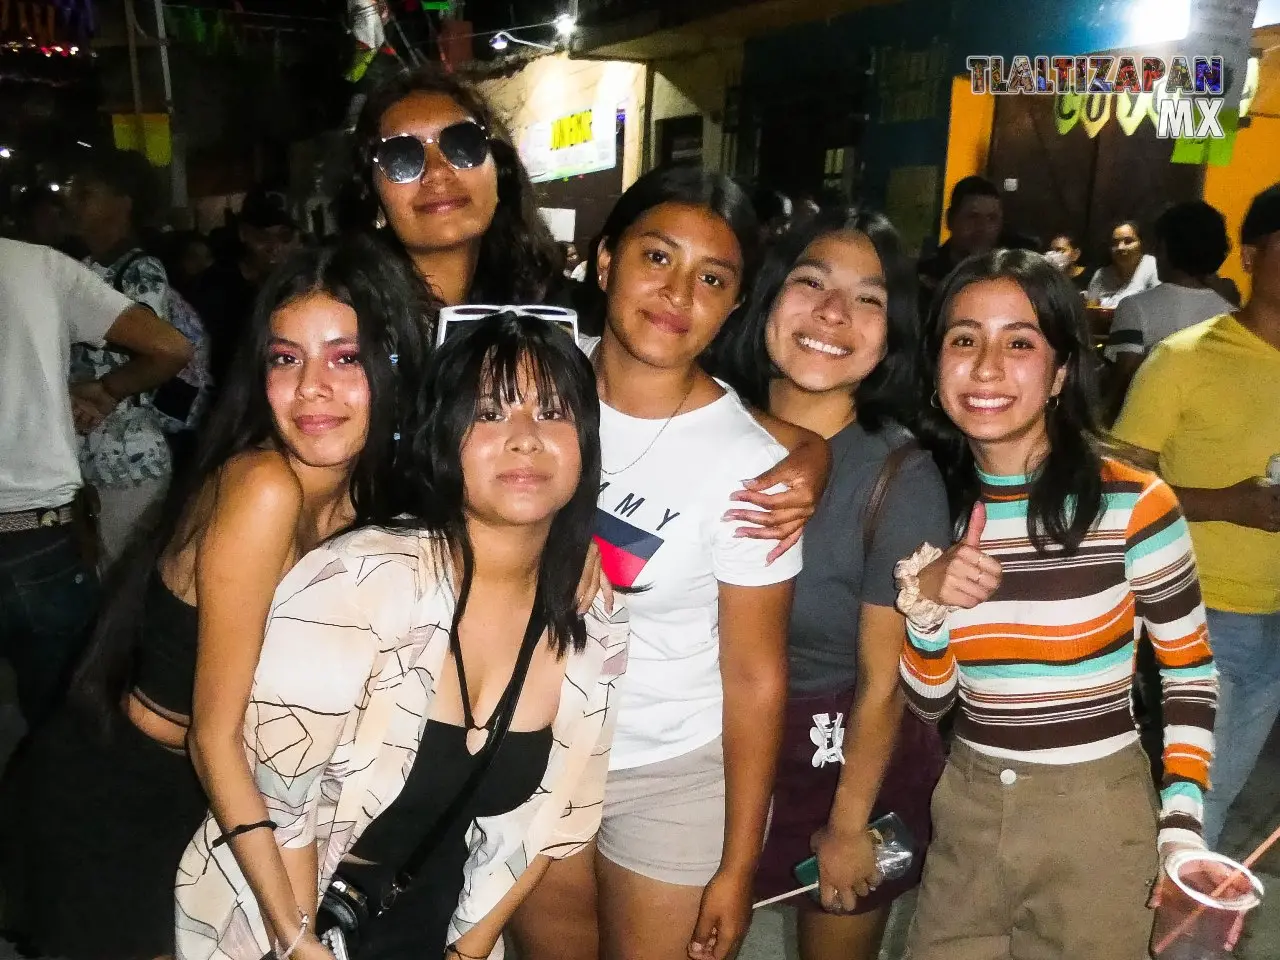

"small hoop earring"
[1046,395,1060,410]
[373,209,387,230]
[930,390,940,409]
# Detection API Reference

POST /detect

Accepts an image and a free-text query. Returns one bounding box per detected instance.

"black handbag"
[316,596,547,958]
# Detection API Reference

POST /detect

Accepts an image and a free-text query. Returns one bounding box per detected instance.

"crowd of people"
[1,60,1278,960]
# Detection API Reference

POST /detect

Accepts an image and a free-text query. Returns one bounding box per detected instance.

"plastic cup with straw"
[1150,822,1278,958]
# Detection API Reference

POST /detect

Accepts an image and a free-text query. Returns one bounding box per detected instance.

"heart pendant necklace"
[453,641,493,756]
[464,726,489,756]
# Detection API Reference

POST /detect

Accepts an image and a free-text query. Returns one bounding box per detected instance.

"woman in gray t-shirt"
[714,208,950,960]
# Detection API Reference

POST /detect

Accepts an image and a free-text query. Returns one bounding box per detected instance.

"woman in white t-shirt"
[1085,219,1160,309]
[511,168,806,960]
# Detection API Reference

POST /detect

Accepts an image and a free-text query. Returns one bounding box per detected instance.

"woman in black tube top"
[0,235,435,960]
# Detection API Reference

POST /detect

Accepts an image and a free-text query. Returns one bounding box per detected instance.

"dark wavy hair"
[711,206,918,429]
[916,248,1104,553]
[72,235,435,730]
[396,313,600,656]
[341,65,562,304]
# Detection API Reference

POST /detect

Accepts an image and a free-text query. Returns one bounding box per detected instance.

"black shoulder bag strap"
[379,594,548,912]
[862,434,921,557]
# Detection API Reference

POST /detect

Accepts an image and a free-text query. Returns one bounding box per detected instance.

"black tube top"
[132,572,200,719]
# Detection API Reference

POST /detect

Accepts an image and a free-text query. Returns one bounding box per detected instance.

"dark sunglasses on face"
[374,121,492,183]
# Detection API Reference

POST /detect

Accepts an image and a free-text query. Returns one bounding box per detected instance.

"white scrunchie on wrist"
[894,542,955,632]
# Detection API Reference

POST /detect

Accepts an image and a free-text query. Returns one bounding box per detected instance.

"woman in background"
[1086,220,1159,308]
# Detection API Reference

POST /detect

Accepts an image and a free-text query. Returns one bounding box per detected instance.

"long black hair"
[341,65,562,304]
[584,167,760,319]
[916,248,1104,553]
[397,313,600,656]
[711,206,918,429]
[72,235,434,728]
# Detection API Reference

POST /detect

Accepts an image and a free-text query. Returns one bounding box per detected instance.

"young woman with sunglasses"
[1,237,429,960]
[714,209,948,960]
[509,167,803,960]
[898,249,1217,959]
[343,65,566,310]
[174,313,627,960]
[345,66,828,562]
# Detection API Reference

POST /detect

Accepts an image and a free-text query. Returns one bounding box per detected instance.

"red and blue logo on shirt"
[593,509,663,588]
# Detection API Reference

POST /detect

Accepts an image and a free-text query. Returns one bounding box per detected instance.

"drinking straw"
[753,881,819,910]
[1153,822,1280,955]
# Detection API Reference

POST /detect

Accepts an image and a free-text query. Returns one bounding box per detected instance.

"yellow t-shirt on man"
[1112,314,1280,614]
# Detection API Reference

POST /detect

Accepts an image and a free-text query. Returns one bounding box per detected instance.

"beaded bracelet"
[274,912,309,960]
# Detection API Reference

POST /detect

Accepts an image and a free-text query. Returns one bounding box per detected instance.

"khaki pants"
[905,739,1159,960]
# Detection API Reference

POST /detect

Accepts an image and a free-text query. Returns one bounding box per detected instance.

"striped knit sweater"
[899,457,1217,847]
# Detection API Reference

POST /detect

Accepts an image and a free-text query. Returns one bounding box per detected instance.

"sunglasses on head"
[374,121,491,183]
[436,305,581,350]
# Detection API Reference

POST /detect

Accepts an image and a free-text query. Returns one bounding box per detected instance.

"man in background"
[918,176,1005,308]
[1111,182,1280,850]
[1104,200,1236,417]
[0,239,190,732]
[196,186,302,389]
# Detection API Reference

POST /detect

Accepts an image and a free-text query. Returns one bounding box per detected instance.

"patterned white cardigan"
[174,526,629,960]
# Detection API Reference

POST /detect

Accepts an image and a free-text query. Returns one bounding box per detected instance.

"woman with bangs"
[715,208,949,960]
[174,313,628,960]
[2,236,430,960]
[898,249,1216,958]
[345,65,830,591]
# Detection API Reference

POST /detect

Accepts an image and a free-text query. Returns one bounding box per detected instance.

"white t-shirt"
[594,383,803,770]
[1103,283,1234,361]
[0,240,133,512]
[1086,254,1160,308]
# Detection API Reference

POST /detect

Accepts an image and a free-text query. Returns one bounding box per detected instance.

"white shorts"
[597,737,725,887]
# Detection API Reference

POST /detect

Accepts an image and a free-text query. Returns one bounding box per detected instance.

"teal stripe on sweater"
[1158,663,1217,682]
[960,642,1135,680]
[908,625,951,653]
[1126,517,1188,563]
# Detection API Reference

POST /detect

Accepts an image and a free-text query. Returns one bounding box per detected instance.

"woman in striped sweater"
[897,249,1217,959]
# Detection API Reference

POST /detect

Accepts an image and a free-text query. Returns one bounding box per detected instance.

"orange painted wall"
[939,75,996,242]
[1203,47,1280,301]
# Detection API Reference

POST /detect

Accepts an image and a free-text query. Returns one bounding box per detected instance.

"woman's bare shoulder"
[215,449,305,515]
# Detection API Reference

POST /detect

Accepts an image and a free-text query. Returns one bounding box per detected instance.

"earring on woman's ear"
[1046,395,1060,410]
[930,390,941,408]
[374,209,388,230]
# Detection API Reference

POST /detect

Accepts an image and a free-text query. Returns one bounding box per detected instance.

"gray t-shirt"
[788,422,951,695]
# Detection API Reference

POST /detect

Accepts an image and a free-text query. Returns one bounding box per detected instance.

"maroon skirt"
[755,687,945,915]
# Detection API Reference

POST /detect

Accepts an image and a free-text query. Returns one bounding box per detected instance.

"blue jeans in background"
[1202,608,1280,849]
[0,525,100,732]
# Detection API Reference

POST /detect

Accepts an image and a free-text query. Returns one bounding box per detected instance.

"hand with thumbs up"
[917,501,1003,608]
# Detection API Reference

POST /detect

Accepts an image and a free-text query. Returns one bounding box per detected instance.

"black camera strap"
[378,593,548,912]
